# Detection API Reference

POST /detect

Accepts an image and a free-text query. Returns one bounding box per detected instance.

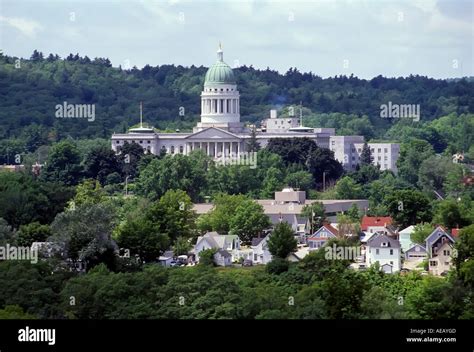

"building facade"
[111,46,399,172]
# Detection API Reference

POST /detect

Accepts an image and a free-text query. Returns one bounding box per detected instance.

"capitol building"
[111,46,399,172]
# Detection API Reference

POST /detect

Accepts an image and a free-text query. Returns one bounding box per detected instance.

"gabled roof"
[425,226,455,247]
[251,237,265,247]
[399,225,415,234]
[361,216,393,231]
[308,224,338,240]
[185,127,242,140]
[367,232,400,248]
[405,244,427,253]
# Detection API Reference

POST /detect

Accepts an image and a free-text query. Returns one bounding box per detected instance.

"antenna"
[140,101,143,128]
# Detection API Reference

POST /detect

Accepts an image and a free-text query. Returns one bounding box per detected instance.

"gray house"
[404,244,427,261]
[214,250,232,267]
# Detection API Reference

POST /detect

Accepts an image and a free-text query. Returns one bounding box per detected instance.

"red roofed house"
[361,216,393,234]
[307,224,339,250]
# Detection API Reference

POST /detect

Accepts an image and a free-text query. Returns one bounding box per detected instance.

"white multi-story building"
[111,45,399,173]
[365,232,401,273]
[329,136,400,173]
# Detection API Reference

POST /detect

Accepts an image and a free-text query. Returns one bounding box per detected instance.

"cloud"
[0,16,43,38]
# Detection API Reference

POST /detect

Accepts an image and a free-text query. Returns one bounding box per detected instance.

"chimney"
[270,109,277,119]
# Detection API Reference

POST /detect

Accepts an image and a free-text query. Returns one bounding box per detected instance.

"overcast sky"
[0,0,472,79]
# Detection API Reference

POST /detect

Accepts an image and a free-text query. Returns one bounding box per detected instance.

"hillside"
[1,51,473,145]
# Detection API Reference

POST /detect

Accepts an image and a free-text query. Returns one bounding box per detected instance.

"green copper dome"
[204,47,235,86]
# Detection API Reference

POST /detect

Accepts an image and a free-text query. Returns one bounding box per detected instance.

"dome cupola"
[204,44,235,86]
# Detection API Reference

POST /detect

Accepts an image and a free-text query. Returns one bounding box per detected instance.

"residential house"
[286,246,310,262]
[429,242,454,276]
[214,250,232,267]
[193,232,241,262]
[307,224,339,250]
[425,226,455,258]
[399,225,415,252]
[158,250,174,267]
[361,216,393,234]
[404,244,427,261]
[365,232,401,273]
[251,235,272,264]
[425,227,456,276]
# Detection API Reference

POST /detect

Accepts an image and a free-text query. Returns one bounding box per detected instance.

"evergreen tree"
[360,142,373,165]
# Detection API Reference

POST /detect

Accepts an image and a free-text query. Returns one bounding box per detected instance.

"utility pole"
[323,172,326,192]
[125,175,130,196]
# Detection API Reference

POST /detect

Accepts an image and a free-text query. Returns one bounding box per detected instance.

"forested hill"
[0,51,473,150]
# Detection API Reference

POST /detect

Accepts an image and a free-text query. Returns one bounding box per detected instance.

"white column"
[237,142,240,156]
[200,142,202,150]
[214,142,217,157]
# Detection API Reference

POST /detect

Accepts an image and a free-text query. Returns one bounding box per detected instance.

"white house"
[158,250,174,267]
[399,225,416,252]
[251,235,272,264]
[365,232,401,273]
[193,232,241,262]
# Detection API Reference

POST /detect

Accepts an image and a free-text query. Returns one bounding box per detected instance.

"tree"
[30,50,43,61]
[136,152,209,202]
[260,167,284,198]
[351,164,380,185]
[360,286,406,319]
[0,305,37,319]
[360,142,373,165]
[410,223,434,244]
[0,218,15,246]
[266,138,317,166]
[307,148,344,185]
[41,140,82,186]
[397,139,435,185]
[453,225,474,288]
[199,248,217,267]
[229,200,270,243]
[173,236,192,256]
[50,204,118,270]
[197,194,249,234]
[284,171,314,192]
[433,199,469,229]
[17,222,51,247]
[153,189,196,242]
[120,142,145,180]
[336,213,360,237]
[83,145,121,185]
[267,222,297,259]
[302,202,326,234]
[70,179,106,207]
[334,176,363,199]
[418,155,453,193]
[384,190,432,228]
[346,203,361,222]
[246,126,260,152]
[266,257,290,274]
